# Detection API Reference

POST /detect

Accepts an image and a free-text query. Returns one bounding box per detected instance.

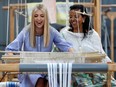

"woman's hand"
[6,52,14,55]
[68,48,75,52]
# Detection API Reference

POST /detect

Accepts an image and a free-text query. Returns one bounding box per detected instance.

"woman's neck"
[73,25,83,33]
[35,27,44,36]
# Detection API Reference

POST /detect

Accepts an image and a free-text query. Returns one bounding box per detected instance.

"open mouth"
[36,21,43,26]
[71,21,77,25]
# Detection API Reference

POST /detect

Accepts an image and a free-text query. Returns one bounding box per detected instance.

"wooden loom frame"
[0,63,115,87]
[0,52,114,87]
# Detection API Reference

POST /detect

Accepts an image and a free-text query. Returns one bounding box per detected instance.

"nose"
[36,16,41,21]
[71,17,78,22]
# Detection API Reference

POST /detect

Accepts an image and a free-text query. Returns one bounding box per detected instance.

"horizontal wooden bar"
[108,64,116,71]
[3,3,116,10]
[74,2,94,7]
[0,64,19,72]
[3,4,26,10]
[102,4,116,8]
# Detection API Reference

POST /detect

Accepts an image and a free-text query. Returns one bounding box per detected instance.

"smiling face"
[34,10,45,29]
[30,4,50,47]
[69,10,84,32]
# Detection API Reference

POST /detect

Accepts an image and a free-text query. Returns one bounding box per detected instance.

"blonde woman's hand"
[68,48,75,52]
[6,52,14,55]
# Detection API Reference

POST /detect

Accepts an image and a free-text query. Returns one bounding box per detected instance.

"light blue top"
[5,25,73,87]
[6,25,72,52]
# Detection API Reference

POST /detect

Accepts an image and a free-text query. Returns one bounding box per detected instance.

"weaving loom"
[1,52,115,87]
[2,52,105,63]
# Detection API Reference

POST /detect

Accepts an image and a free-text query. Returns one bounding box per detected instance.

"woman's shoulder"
[49,25,62,34]
[92,29,100,37]
[87,29,100,40]
[23,24,30,32]
[60,26,71,35]
[60,26,70,32]
[88,29,99,36]
[20,24,30,34]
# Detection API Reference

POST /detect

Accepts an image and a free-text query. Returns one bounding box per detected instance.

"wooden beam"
[9,7,15,42]
[0,60,2,80]
[93,0,101,36]
[0,64,19,72]
[108,63,116,71]
[2,4,26,10]
[102,4,116,8]
[74,2,94,7]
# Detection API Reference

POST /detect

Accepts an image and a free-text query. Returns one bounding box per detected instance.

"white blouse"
[60,26,111,63]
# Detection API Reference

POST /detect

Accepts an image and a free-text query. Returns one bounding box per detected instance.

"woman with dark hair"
[60,5,116,86]
[61,4,111,62]
[69,5,92,39]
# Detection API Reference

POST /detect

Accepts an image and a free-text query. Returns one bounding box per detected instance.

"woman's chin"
[36,25,43,29]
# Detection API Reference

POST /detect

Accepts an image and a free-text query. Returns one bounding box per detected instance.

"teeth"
[72,22,76,24]
[37,22,41,24]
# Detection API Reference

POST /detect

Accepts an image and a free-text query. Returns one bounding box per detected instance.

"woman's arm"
[52,27,74,52]
[5,27,28,51]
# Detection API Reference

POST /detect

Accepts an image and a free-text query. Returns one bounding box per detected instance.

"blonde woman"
[6,4,74,87]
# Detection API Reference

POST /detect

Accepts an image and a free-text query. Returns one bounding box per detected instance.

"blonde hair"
[30,4,50,48]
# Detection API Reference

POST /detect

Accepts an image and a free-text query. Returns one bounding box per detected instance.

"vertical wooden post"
[106,12,116,62]
[93,0,101,36]
[107,71,112,87]
[0,60,2,81]
[9,6,15,42]
[110,17,114,62]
